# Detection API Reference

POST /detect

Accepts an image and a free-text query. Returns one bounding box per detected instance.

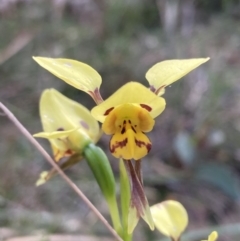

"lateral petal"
[146,58,210,96]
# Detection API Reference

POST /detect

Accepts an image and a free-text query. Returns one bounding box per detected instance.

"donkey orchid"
[33,57,209,161]
[34,88,100,161]
[33,56,209,231]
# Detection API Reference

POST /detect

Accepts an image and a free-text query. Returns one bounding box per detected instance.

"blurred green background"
[1,0,240,240]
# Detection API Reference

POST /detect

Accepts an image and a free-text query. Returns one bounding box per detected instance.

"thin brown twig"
[0,102,123,241]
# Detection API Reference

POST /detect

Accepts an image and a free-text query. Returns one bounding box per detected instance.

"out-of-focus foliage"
[1,0,240,240]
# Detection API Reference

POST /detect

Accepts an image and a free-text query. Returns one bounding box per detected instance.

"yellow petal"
[102,103,155,134]
[33,57,103,103]
[109,129,151,160]
[34,129,89,161]
[34,127,91,151]
[34,130,72,161]
[209,231,218,241]
[39,89,100,143]
[35,88,100,161]
[91,82,166,123]
[36,171,49,186]
[201,231,218,241]
[102,103,154,160]
[150,200,188,241]
[33,128,78,139]
[146,58,210,96]
[50,142,70,161]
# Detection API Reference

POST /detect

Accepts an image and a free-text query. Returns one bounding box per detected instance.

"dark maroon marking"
[140,104,152,112]
[57,127,64,131]
[65,149,73,155]
[135,138,152,153]
[123,120,126,124]
[119,125,122,128]
[131,126,136,133]
[110,138,128,154]
[104,107,114,116]
[128,120,131,124]
[121,126,126,134]
[80,120,89,130]
[125,160,147,217]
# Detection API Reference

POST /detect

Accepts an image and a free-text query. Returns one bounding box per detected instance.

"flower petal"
[33,57,103,103]
[91,82,166,122]
[34,128,89,161]
[33,128,78,139]
[126,160,154,233]
[39,89,100,143]
[146,58,210,96]
[101,103,154,160]
[201,231,218,241]
[209,231,218,241]
[109,130,152,160]
[150,200,188,241]
[35,89,100,161]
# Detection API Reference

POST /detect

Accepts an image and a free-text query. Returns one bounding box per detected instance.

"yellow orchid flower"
[150,200,188,241]
[33,57,209,231]
[34,88,100,161]
[92,82,165,160]
[202,231,218,241]
[33,57,209,161]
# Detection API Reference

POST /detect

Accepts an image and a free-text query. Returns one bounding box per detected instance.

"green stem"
[107,196,123,238]
[119,160,132,241]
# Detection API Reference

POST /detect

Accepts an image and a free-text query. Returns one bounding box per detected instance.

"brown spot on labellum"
[110,138,128,154]
[135,138,151,153]
[104,107,114,116]
[65,149,73,155]
[140,104,152,112]
[131,126,136,133]
[121,126,126,134]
